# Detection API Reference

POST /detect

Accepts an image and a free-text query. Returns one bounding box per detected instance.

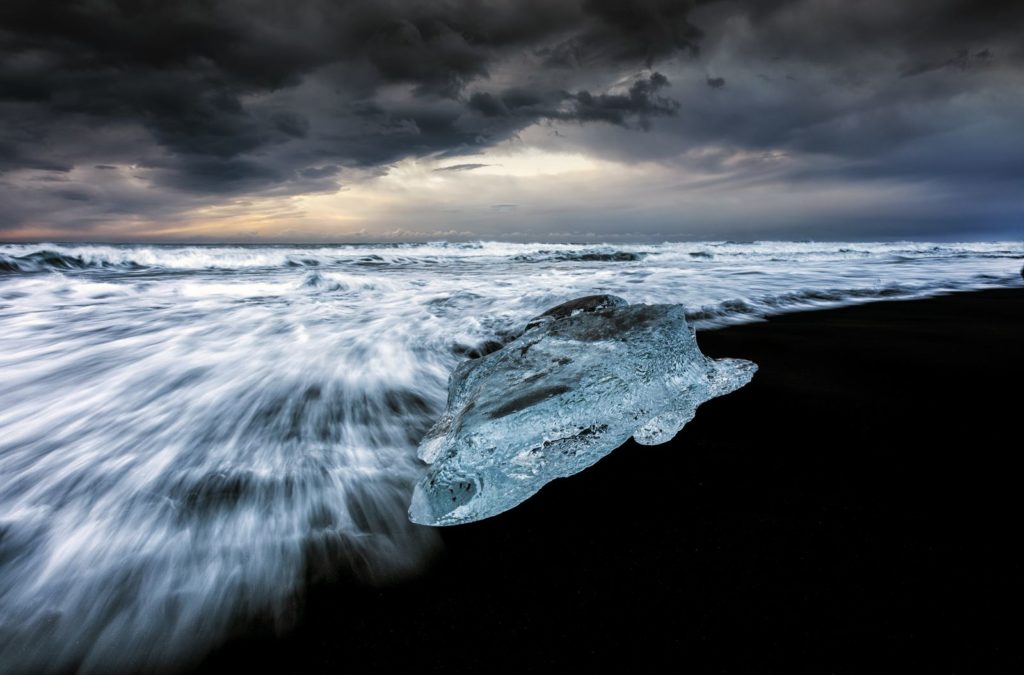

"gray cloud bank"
[1,0,1022,239]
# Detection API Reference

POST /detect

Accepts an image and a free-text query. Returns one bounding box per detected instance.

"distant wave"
[0,249,145,273]
[1,241,1021,273]
[512,249,646,263]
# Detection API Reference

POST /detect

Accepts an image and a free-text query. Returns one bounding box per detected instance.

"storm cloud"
[0,0,1022,239]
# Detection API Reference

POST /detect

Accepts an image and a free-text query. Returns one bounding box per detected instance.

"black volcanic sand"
[198,288,1022,673]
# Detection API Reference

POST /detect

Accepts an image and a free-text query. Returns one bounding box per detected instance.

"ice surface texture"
[409,295,757,526]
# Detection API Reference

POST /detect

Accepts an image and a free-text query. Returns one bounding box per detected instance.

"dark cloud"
[714,0,1024,76]
[465,72,679,130]
[0,0,702,212]
[541,0,702,68]
[299,165,342,179]
[467,92,510,118]
[901,46,997,78]
[144,156,284,194]
[563,72,679,129]
[434,163,491,172]
[0,0,1022,237]
[539,2,1024,206]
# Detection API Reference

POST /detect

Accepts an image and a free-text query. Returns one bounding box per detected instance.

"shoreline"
[195,287,1023,672]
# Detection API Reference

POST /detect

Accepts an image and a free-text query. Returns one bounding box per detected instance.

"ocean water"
[0,240,1021,671]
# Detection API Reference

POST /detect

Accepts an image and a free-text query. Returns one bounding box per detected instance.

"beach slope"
[199,288,1023,672]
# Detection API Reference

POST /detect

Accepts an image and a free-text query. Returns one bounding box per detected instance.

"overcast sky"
[1,0,1022,242]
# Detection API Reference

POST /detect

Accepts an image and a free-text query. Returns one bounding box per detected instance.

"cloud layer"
[1,0,1022,239]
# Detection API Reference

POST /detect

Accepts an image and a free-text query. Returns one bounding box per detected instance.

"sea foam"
[0,240,1020,670]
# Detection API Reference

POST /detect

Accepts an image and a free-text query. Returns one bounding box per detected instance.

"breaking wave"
[511,249,647,262]
[1,240,1020,274]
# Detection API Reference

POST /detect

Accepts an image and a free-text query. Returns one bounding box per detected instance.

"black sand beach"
[198,288,1023,672]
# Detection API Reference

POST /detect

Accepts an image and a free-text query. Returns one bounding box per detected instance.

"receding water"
[1,240,1021,671]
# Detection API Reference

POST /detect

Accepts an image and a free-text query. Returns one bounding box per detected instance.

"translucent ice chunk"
[408,295,757,526]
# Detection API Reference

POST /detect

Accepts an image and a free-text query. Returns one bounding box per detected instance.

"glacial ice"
[408,295,757,526]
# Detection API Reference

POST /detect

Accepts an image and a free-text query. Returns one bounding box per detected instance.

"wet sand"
[198,288,1023,672]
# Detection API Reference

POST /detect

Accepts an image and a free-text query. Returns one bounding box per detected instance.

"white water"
[0,240,1021,671]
